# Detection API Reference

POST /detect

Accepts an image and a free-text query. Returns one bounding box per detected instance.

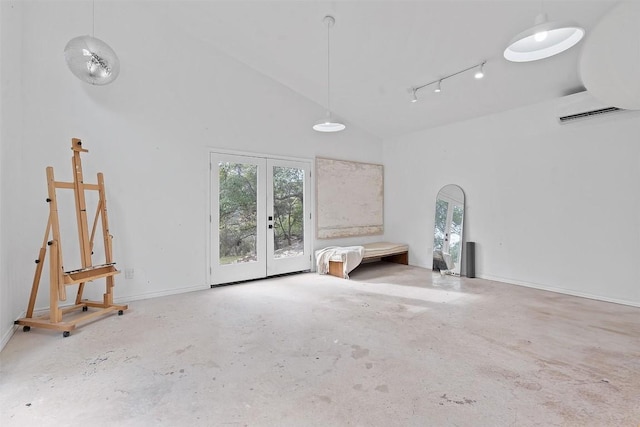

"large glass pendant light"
[504,13,584,62]
[64,1,120,85]
[313,15,345,132]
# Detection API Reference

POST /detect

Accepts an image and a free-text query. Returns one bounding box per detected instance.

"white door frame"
[210,153,267,284]
[266,158,312,276]
[209,151,312,285]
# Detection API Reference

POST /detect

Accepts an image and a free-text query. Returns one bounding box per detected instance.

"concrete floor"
[1,263,639,426]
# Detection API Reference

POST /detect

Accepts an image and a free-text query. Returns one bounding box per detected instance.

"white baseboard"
[1,321,20,352]
[113,284,209,304]
[478,273,640,308]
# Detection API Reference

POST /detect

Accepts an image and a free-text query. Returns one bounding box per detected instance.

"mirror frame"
[432,184,465,276]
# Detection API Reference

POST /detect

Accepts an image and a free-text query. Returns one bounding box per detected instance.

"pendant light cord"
[326,18,332,114]
[313,16,345,131]
[92,0,95,37]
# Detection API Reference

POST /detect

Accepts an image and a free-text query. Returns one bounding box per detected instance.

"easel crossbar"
[54,181,100,191]
[64,265,120,285]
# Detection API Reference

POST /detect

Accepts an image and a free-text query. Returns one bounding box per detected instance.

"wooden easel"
[15,138,127,337]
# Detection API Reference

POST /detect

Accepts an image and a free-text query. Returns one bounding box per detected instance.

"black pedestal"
[466,242,476,278]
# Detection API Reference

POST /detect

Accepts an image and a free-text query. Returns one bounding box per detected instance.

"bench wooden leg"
[381,251,408,265]
[328,260,344,278]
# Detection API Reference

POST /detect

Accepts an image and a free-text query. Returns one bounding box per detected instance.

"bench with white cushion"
[325,242,409,278]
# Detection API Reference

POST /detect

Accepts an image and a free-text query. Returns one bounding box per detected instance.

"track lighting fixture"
[410,61,486,103]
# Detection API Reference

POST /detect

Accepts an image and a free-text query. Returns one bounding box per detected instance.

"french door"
[210,153,311,285]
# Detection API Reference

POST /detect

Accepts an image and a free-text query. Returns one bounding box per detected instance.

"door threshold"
[210,270,310,288]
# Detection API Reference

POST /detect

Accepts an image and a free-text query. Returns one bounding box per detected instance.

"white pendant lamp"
[313,15,345,132]
[64,1,120,85]
[504,13,585,62]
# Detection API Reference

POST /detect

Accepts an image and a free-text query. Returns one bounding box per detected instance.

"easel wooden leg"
[75,283,85,305]
[49,241,62,324]
[27,247,46,319]
[104,276,114,306]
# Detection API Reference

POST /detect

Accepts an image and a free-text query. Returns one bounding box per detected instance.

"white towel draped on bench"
[315,246,365,279]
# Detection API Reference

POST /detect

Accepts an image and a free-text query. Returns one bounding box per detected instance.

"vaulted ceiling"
[147,1,618,139]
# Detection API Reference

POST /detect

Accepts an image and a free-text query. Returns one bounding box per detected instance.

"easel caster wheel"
[118,310,124,315]
[63,331,70,338]
[82,306,88,312]
[23,326,31,332]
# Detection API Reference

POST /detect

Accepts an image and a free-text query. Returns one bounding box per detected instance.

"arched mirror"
[432,184,465,276]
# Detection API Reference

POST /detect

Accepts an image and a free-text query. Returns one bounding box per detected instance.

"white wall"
[0,1,24,349]
[0,1,383,347]
[384,98,640,306]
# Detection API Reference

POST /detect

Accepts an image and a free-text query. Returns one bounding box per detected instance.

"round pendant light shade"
[313,117,347,132]
[504,14,584,62]
[64,36,120,85]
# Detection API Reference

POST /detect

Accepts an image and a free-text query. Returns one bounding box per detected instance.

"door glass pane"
[272,166,304,259]
[449,204,464,264]
[218,162,258,265]
[433,198,449,251]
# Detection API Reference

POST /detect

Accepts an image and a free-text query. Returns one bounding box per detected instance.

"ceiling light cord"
[326,16,332,115]
[410,60,486,102]
[313,16,345,132]
[92,0,95,37]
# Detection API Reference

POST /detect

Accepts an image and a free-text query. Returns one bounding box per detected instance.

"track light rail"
[410,60,486,102]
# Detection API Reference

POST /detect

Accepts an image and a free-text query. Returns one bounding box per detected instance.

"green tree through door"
[219,162,258,264]
[272,166,304,258]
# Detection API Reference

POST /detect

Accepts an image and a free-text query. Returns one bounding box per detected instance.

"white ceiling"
[148,1,619,139]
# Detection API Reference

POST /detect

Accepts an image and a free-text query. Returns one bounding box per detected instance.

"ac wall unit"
[556,91,626,124]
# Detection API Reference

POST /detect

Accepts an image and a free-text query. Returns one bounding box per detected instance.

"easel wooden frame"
[15,138,127,337]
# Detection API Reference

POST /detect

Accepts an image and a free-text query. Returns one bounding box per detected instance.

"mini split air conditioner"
[556,91,628,124]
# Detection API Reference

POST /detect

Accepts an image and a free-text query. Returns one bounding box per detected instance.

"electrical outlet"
[125,268,134,279]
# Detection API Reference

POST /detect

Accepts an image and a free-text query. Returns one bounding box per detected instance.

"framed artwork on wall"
[315,157,384,239]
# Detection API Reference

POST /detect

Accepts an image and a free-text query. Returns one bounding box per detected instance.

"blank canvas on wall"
[315,157,384,239]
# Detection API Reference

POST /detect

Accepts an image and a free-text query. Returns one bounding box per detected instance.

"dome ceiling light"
[504,13,585,62]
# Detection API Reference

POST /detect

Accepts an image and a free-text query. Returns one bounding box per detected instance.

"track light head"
[411,88,418,103]
[410,60,485,101]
